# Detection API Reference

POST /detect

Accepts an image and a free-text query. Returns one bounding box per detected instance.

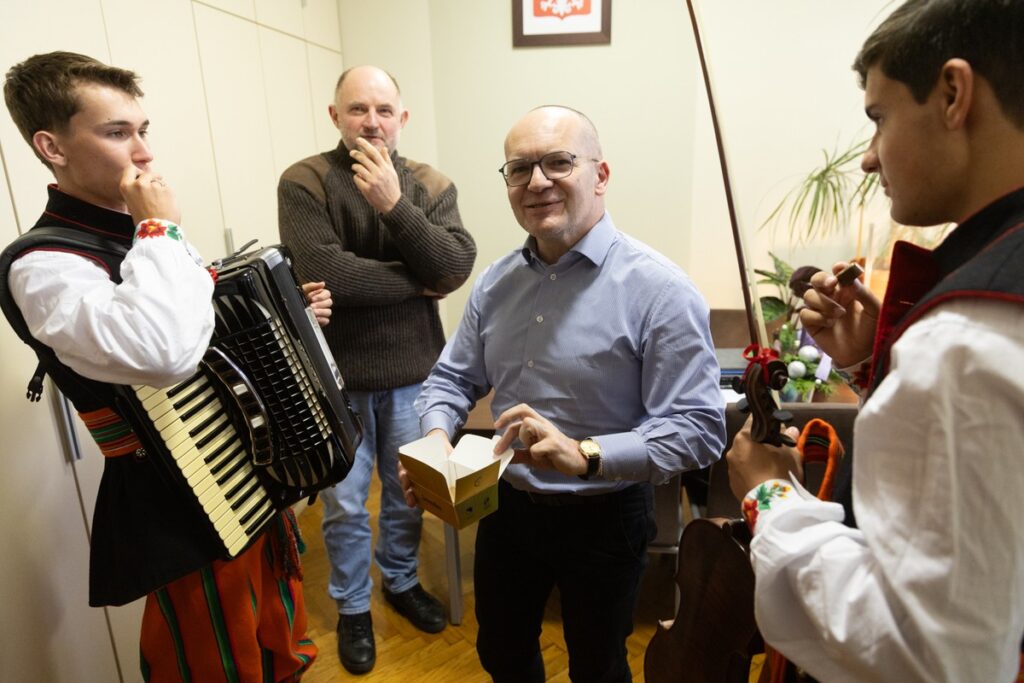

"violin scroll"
[732,345,795,448]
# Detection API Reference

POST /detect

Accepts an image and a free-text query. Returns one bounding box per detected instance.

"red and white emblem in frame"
[533,0,591,19]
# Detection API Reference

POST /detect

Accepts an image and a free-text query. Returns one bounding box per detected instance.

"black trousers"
[474,480,655,683]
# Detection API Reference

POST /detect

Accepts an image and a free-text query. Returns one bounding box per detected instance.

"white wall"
[686,1,893,309]
[0,1,896,678]
[337,0,439,167]
[0,1,342,679]
[335,0,891,326]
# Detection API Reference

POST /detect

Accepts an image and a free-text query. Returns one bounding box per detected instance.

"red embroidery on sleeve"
[137,219,167,239]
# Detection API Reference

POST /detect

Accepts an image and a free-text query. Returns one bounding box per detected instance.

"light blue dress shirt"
[415,213,726,494]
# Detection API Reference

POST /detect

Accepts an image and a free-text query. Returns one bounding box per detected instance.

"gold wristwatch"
[578,438,602,480]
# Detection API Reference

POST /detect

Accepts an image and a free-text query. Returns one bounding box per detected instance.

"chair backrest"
[709,309,751,348]
[705,402,857,518]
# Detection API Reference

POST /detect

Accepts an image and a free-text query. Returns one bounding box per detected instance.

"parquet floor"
[295,473,680,682]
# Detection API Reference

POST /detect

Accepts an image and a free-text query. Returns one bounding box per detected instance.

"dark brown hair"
[854,0,1024,129]
[4,51,143,167]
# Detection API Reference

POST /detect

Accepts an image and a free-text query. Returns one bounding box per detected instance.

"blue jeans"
[320,383,425,615]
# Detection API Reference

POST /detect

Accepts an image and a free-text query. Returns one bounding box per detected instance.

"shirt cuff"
[741,475,815,535]
[592,431,647,481]
[420,410,457,440]
[836,356,872,394]
[134,218,183,244]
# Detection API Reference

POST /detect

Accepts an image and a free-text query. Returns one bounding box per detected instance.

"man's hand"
[726,416,802,502]
[350,137,401,213]
[398,428,453,507]
[493,404,586,477]
[799,261,881,367]
[302,281,332,327]
[119,167,181,225]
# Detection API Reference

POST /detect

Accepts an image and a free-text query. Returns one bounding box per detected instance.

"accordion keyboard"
[134,374,276,556]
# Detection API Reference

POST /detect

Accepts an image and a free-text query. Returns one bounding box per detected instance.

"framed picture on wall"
[512,0,612,47]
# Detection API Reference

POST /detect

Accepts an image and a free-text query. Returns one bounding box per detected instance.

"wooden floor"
[295,473,680,682]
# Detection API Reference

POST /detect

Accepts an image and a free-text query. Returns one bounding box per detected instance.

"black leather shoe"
[383,584,446,633]
[337,612,375,674]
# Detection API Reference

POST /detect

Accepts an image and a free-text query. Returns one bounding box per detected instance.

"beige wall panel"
[103,0,229,260]
[337,0,438,166]
[0,158,120,682]
[255,0,304,36]
[0,0,108,231]
[259,26,318,181]
[305,43,344,153]
[685,0,891,310]
[194,3,280,251]
[302,0,341,51]
[422,0,701,331]
[195,0,255,21]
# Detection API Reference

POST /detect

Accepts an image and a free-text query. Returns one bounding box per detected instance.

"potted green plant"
[755,252,844,401]
[761,137,880,251]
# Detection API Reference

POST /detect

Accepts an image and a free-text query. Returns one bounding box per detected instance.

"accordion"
[123,246,361,558]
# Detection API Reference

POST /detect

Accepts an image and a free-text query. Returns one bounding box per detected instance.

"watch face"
[580,439,601,458]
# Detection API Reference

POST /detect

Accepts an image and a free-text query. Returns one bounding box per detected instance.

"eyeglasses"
[498,150,584,187]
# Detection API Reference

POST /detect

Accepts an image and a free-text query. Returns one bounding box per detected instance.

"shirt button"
[527,360,535,368]
[549,273,557,281]
[536,315,544,323]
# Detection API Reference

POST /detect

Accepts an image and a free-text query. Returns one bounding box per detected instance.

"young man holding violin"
[727,1,1024,680]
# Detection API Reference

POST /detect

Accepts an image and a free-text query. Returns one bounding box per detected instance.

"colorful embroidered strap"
[133,218,182,244]
[79,407,144,457]
[795,418,845,501]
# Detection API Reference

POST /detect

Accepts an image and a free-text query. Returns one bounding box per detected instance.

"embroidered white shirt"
[745,298,1024,682]
[8,223,214,388]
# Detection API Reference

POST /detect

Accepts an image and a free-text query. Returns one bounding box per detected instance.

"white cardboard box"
[398,433,514,529]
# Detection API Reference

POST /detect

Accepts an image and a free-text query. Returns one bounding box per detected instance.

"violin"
[643,1,795,680]
[643,347,790,683]
[643,516,763,683]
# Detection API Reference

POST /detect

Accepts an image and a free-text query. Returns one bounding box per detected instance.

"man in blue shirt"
[410,105,725,681]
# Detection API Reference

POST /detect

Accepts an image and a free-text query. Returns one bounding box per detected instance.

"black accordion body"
[123,246,361,558]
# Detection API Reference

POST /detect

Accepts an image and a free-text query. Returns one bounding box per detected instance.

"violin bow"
[685,0,794,447]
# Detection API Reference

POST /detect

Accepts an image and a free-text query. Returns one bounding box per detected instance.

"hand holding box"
[398,433,514,528]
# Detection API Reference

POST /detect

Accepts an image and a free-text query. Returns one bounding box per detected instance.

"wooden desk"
[812,381,860,404]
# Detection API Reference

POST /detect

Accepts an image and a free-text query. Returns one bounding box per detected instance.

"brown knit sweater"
[277,143,476,391]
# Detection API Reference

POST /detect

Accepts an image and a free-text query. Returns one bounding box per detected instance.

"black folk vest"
[833,187,1024,527]
[0,191,222,606]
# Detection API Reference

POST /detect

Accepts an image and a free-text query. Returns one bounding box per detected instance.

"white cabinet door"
[194,2,280,252]
[302,0,341,51]
[306,43,344,152]
[102,0,229,261]
[198,0,256,21]
[255,0,304,36]
[0,0,109,231]
[259,26,319,181]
